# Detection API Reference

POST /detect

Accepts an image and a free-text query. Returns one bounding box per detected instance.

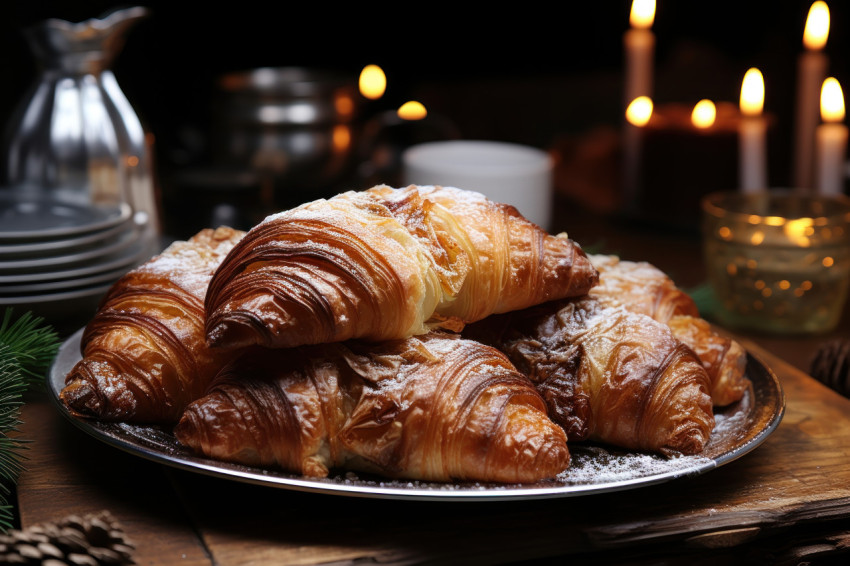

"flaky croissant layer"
[464,296,715,456]
[204,185,598,350]
[588,254,749,406]
[61,227,246,423]
[175,333,571,484]
[666,315,750,406]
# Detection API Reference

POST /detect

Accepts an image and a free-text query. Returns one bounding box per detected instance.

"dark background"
[4,1,847,139]
[2,1,848,232]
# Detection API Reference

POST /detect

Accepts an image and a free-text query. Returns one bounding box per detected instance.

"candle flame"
[398,101,427,120]
[803,1,830,50]
[692,99,717,128]
[625,96,653,126]
[820,77,845,122]
[740,68,765,117]
[630,0,656,29]
[359,64,386,100]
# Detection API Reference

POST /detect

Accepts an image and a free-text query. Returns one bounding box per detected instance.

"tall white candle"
[815,77,848,196]
[793,1,830,192]
[739,68,768,193]
[622,96,653,213]
[623,0,656,109]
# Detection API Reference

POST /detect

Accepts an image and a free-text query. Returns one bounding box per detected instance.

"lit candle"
[793,1,830,192]
[739,68,768,193]
[397,100,427,120]
[359,64,387,100]
[623,0,656,109]
[815,77,848,196]
[692,99,717,130]
[626,96,654,128]
[622,95,653,212]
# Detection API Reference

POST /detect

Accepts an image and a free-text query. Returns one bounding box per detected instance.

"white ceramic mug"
[402,140,554,230]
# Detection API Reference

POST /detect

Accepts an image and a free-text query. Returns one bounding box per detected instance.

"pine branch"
[0,308,60,390]
[0,309,60,533]
[0,347,26,533]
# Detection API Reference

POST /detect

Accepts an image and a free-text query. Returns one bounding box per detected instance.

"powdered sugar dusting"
[711,403,750,439]
[135,227,244,298]
[557,445,713,485]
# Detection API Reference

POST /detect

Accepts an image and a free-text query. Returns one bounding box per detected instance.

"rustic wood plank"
[15,397,212,566]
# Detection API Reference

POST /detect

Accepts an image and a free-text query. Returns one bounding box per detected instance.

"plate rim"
[0,265,129,295]
[0,233,151,284]
[0,214,135,257]
[0,221,141,271]
[0,282,114,306]
[0,199,132,242]
[47,328,786,502]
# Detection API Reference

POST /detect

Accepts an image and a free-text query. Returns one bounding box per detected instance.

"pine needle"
[0,346,26,532]
[0,309,60,532]
[0,308,60,390]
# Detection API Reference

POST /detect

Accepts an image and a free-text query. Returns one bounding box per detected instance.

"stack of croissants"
[60,184,751,485]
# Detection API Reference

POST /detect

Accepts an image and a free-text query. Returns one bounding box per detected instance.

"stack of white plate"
[0,193,160,332]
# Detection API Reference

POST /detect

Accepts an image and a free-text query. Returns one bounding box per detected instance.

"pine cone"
[0,510,135,565]
[810,339,850,399]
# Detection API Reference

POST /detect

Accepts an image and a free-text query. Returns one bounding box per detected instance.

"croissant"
[666,315,750,406]
[174,333,570,484]
[204,184,598,349]
[587,254,700,321]
[464,296,715,455]
[61,227,246,423]
[588,254,749,406]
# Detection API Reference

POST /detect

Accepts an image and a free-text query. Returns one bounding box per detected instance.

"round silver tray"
[49,328,785,501]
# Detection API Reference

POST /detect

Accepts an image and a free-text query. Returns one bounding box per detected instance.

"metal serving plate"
[48,328,785,501]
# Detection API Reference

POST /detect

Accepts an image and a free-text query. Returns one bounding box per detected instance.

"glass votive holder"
[701,190,850,334]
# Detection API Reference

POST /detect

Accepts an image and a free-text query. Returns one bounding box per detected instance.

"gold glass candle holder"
[702,190,850,334]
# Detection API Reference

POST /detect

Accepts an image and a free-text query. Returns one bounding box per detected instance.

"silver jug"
[2,6,160,234]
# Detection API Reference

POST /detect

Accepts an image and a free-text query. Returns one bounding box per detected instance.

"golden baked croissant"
[587,254,700,321]
[464,296,715,455]
[588,254,748,406]
[666,315,750,406]
[174,332,570,484]
[204,184,598,349]
[61,227,246,423]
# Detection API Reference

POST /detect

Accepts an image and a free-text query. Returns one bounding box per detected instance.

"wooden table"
[13,197,850,565]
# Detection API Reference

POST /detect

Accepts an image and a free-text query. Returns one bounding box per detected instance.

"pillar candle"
[793,1,830,192]
[739,68,768,193]
[815,77,848,196]
[622,96,653,214]
[623,0,656,109]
